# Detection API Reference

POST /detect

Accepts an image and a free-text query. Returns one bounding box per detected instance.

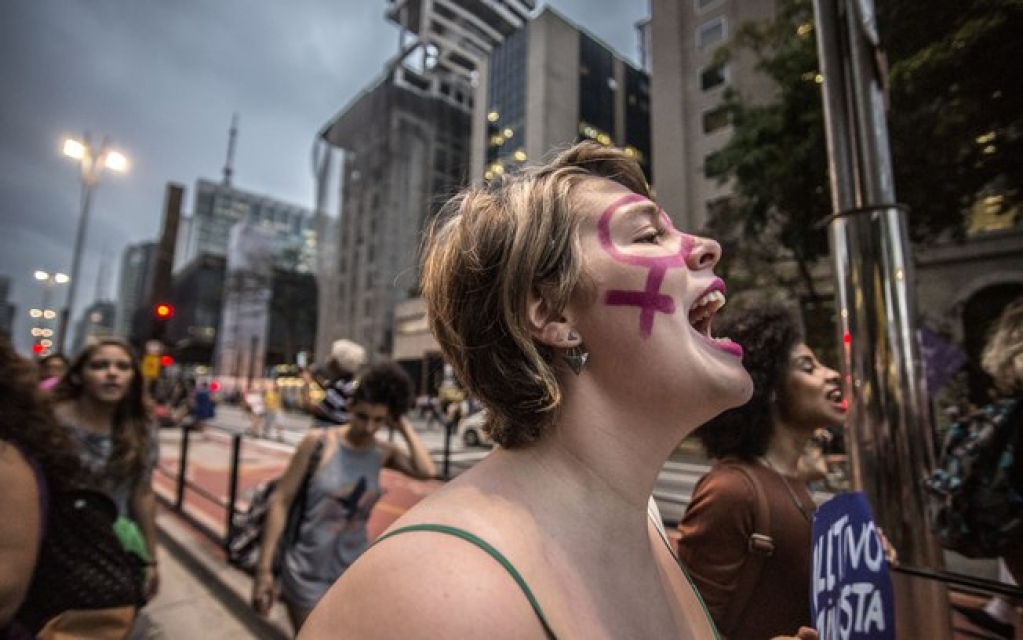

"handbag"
[227,436,325,574]
[10,488,144,638]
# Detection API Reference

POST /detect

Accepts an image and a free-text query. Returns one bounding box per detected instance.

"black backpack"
[227,438,324,574]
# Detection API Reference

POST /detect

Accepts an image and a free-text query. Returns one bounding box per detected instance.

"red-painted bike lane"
[154,429,444,542]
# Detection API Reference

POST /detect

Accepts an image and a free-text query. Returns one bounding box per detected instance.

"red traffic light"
[159,355,174,367]
[154,303,174,319]
[31,343,45,355]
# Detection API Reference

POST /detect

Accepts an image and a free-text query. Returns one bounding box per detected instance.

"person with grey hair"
[302,339,367,427]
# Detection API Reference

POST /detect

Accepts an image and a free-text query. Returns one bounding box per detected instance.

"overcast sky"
[0,0,648,354]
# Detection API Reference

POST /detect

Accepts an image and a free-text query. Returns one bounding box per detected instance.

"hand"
[877,527,899,566]
[144,565,160,602]
[771,627,819,640]
[252,571,276,615]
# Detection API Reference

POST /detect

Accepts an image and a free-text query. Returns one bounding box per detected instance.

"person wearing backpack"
[250,361,436,634]
[929,298,1023,638]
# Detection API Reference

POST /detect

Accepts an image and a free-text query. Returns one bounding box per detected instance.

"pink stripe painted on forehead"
[597,194,692,266]
[596,193,694,338]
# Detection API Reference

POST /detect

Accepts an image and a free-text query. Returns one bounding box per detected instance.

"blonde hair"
[981,297,1023,394]
[420,142,651,448]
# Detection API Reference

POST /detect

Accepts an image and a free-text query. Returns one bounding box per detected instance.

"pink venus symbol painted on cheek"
[598,194,694,338]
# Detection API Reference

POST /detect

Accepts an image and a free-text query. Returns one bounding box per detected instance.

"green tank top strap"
[375,524,557,639]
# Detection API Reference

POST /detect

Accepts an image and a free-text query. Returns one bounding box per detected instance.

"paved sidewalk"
[130,510,286,639]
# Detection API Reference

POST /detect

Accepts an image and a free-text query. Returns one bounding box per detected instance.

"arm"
[382,415,437,479]
[0,445,42,626]
[252,432,324,614]
[676,466,759,626]
[131,480,160,601]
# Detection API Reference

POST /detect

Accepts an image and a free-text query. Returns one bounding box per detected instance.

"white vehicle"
[457,409,493,448]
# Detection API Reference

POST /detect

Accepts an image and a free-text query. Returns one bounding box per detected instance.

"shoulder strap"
[377,524,557,639]
[287,436,325,544]
[720,460,774,635]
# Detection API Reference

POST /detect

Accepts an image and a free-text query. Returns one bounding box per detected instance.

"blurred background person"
[51,337,161,602]
[301,339,366,427]
[0,338,84,633]
[263,379,282,440]
[252,361,436,634]
[677,303,845,638]
[940,297,1023,638]
[36,352,68,391]
[1,337,143,637]
[190,380,216,434]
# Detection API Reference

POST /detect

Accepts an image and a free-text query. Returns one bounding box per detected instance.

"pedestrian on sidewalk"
[0,337,144,638]
[190,380,216,434]
[300,142,813,639]
[252,361,436,634]
[52,338,161,603]
[263,379,282,440]
[302,339,366,427]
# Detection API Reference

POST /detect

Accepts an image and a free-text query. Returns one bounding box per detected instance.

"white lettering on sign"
[813,515,887,638]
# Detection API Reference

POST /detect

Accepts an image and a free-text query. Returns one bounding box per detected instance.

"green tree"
[707,0,1022,293]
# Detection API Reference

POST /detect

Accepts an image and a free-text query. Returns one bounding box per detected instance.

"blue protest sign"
[810,492,895,639]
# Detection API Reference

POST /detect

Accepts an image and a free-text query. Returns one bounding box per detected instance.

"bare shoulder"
[299,523,551,640]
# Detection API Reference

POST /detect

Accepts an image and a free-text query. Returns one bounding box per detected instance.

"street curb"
[156,507,291,639]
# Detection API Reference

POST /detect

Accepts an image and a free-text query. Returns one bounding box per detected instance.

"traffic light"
[151,302,174,342]
[159,354,174,367]
[154,303,174,319]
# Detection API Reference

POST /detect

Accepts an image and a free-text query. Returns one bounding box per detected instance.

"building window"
[700,64,727,91]
[702,106,731,134]
[697,17,727,50]
[695,0,725,12]
[703,151,723,179]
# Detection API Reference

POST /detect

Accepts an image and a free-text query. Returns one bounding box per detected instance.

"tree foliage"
[707,0,1022,293]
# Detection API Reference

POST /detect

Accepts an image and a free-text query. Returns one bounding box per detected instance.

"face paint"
[598,194,694,338]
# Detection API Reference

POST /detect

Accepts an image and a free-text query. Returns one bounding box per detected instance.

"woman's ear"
[527,289,580,348]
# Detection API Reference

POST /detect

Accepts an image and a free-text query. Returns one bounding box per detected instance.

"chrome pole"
[813,0,951,636]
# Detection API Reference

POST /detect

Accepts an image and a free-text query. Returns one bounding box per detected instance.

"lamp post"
[31,270,69,356]
[58,133,128,354]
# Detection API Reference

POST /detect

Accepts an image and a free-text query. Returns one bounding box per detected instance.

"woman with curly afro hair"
[677,303,846,639]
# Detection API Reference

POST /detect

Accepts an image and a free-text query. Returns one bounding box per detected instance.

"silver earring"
[562,345,589,375]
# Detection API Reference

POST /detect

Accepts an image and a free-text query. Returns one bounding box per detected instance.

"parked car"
[457,409,493,448]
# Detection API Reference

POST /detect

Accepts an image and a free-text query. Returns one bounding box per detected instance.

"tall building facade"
[315,0,534,362]
[71,300,115,356]
[472,8,652,183]
[316,66,473,359]
[0,276,14,341]
[177,179,316,274]
[115,241,157,339]
[649,0,779,233]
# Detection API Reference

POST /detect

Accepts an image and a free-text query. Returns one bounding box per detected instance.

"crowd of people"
[2,141,1019,639]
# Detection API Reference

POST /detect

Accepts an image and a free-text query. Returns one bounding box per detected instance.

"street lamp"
[58,133,128,354]
[32,270,69,355]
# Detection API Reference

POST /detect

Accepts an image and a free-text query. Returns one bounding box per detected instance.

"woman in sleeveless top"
[301,142,817,639]
[252,362,436,633]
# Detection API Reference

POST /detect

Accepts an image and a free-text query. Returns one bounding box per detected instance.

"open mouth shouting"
[688,280,743,358]
[826,385,847,412]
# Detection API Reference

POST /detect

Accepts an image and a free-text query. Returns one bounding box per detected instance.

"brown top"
[677,460,816,639]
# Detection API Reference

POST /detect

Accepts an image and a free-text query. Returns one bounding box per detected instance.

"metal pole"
[225,433,243,551]
[58,177,95,354]
[813,0,951,636]
[175,424,190,510]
